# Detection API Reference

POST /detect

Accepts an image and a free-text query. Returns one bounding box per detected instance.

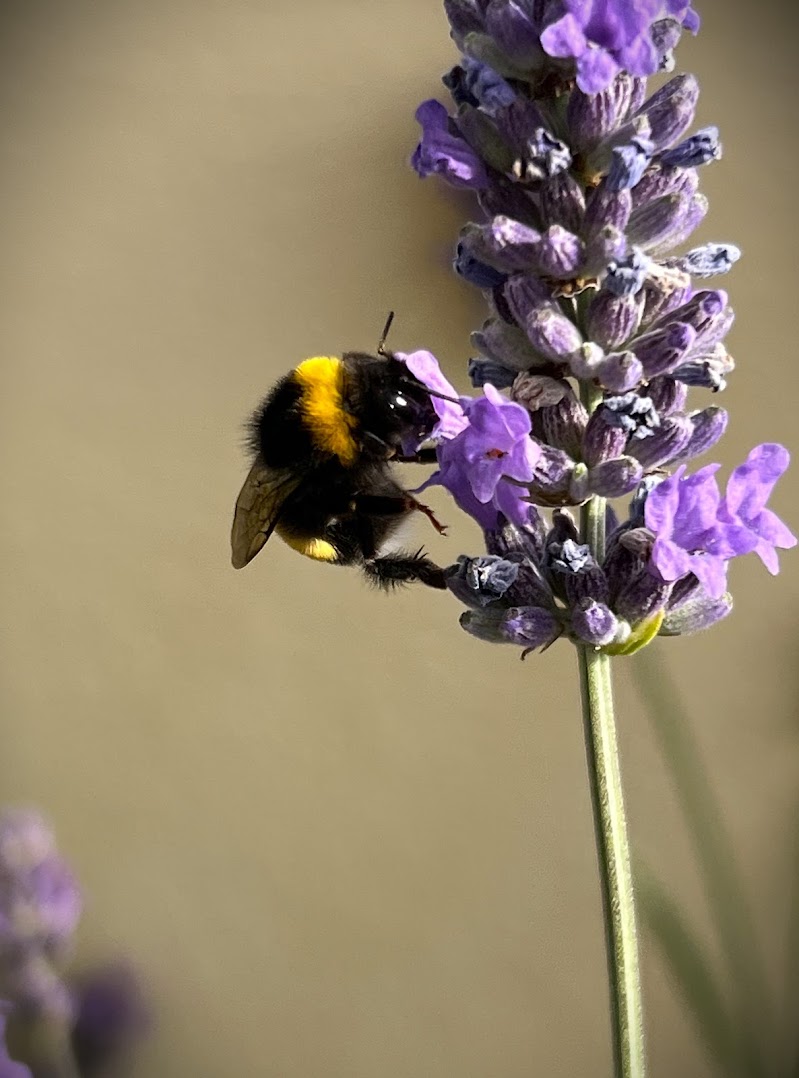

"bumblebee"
[230,328,448,589]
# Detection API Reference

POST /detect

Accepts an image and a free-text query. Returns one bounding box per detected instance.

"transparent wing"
[230,461,302,569]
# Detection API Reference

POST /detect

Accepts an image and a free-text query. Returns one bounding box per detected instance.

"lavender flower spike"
[406,6,795,1076]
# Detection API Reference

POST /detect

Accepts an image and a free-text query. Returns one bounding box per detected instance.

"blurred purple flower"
[70,962,150,1077]
[0,811,81,962]
[411,100,489,189]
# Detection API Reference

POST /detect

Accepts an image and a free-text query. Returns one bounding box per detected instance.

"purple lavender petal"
[719,444,797,572]
[398,351,468,440]
[411,100,489,189]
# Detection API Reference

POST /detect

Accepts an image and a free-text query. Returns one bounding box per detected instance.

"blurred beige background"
[1,1,797,1075]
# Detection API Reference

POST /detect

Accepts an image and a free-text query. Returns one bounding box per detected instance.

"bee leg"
[405,494,448,536]
[351,493,448,536]
[363,551,447,590]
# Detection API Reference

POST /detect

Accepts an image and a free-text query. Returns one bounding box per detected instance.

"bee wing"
[230,461,302,569]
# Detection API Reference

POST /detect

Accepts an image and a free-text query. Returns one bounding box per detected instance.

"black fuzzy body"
[246,352,445,588]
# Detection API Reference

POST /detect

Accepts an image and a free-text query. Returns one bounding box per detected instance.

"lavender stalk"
[402,3,796,1075]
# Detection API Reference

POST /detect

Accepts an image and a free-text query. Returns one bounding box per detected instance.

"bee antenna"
[377,310,395,356]
[398,376,462,407]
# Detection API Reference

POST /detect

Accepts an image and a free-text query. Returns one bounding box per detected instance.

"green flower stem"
[578,380,646,1078]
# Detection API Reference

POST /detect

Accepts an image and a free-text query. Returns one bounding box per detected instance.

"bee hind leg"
[363,551,447,590]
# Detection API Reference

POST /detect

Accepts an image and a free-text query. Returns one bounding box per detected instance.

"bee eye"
[393,394,408,409]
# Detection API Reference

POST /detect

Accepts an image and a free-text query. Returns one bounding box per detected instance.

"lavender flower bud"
[539,172,586,233]
[672,347,734,392]
[502,606,562,651]
[614,571,672,625]
[485,507,548,563]
[528,445,576,505]
[503,561,558,609]
[571,599,620,646]
[582,225,628,276]
[468,357,517,388]
[589,456,644,498]
[459,605,560,651]
[632,321,696,377]
[537,225,585,279]
[583,408,629,467]
[566,73,645,150]
[484,0,542,62]
[444,59,516,110]
[636,73,699,150]
[680,242,741,277]
[596,351,645,392]
[524,306,583,362]
[604,249,652,296]
[671,406,728,463]
[444,0,485,38]
[454,241,509,289]
[586,290,645,348]
[503,272,552,323]
[628,415,693,469]
[531,390,588,460]
[607,137,655,191]
[631,163,698,210]
[482,216,543,270]
[627,193,688,249]
[447,555,520,607]
[549,539,610,605]
[659,289,731,345]
[650,193,708,255]
[583,186,633,238]
[660,126,722,168]
[660,588,733,635]
[639,265,691,326]
[472,317,543,371]
[646,375,688,415]
[511,373,573,412]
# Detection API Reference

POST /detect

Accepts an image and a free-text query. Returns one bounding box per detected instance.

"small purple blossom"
[718,443,797,573]
[644,445,795,598]
[539,1,700,94]
[432,384,540,530]
[411,100,489,189]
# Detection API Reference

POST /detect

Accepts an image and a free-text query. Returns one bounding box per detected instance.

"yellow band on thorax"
[294,356,358,466]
